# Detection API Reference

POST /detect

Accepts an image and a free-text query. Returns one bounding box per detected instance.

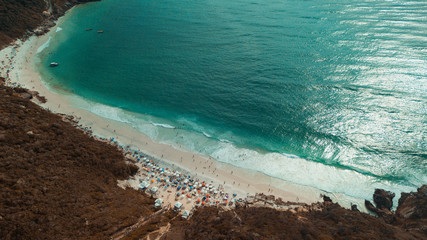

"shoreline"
[0,9,371,212]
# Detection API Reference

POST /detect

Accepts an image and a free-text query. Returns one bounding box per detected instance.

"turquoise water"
[37,0,426,201]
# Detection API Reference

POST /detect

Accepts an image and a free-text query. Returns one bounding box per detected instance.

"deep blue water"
[37,0,427,201]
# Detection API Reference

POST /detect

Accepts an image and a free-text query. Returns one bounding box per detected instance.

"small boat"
[97,30,104,33]
[50,62,59,67]
[86,28,93,31]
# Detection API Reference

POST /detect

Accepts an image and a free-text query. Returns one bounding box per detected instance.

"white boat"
[50,62,59,67]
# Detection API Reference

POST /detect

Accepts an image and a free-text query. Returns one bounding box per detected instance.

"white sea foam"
[209,142,416,204]
[56,27,63,32]
[152,123,175,129]
[63,96,417,205]
[84,103,131,124]
[36,36,52,54]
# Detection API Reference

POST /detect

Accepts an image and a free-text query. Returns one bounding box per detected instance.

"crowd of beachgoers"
[111,138,251,219]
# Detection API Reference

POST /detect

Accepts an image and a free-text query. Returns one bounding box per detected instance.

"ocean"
[35,0,426,202]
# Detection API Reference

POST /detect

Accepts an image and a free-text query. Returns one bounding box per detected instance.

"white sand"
[0,13,356,213]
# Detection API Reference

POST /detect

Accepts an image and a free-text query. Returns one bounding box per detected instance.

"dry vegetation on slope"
[0,83,157,239]
[163,197,426,240]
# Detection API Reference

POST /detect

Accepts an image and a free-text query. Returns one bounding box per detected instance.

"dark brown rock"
[322,195,332,203]
[396,185,427,219]
[418,185,427,196]
[365,200,378,213]
[351,204,359,212]
[373,188,395,210]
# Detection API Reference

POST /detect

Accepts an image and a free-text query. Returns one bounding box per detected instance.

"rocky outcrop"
[365,188,398,224]
[373,188,395,210]
[364,199,396,224]
[322,194,333,203]
[365,188,396,214]
[396,185,427,219]
[351,204,359,212]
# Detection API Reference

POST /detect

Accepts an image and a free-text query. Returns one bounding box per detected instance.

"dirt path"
[110,207,170,240]
[145,222,171,240]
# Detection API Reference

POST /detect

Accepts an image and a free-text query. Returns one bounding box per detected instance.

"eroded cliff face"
[0,0,99,48]
[397,186,427,220]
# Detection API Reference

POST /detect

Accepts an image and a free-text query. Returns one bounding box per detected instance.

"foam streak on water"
[36,36,51,54]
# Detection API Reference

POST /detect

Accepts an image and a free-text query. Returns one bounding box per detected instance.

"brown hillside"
[0,82,155,239]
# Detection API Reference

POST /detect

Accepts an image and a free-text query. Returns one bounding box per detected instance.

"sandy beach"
[0,13,370,214]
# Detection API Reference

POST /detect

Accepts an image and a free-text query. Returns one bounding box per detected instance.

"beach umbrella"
[198,190,201,194]
[206,194,210,198]
[202,201,205,205]
[151,179,155,183]
[197,198,201,202]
